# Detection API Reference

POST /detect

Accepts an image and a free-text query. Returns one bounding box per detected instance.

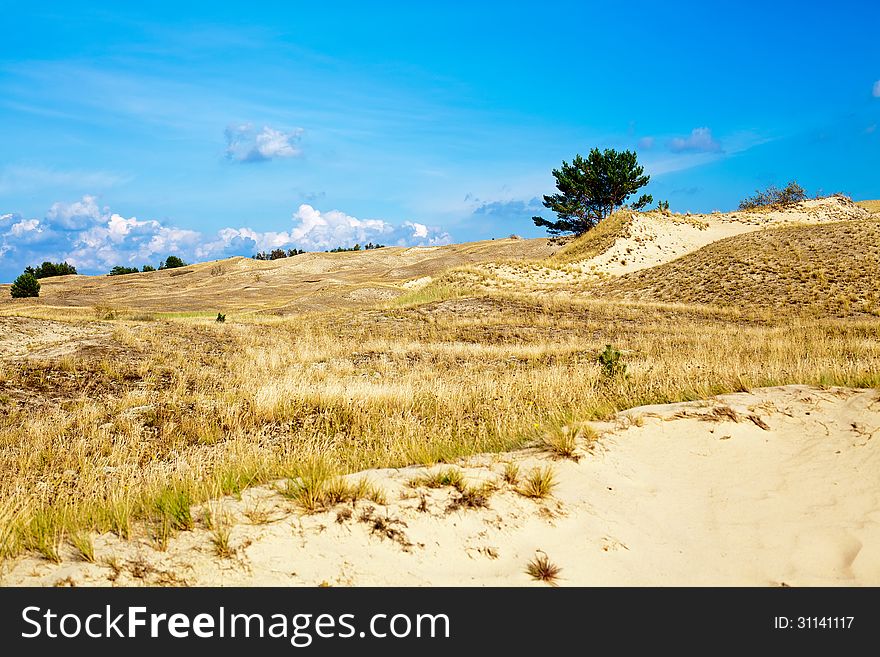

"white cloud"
[288,204,392,249]
[9,218,42,237]
[224,123,304,162]
[669,127,722,153]
[407,221,429,239]
[47,194,104,230]
[1,197,451,281]
[198,205,450,255]
[637,136,655,149]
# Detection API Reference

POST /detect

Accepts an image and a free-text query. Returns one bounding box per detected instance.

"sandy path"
[5,384,878,587]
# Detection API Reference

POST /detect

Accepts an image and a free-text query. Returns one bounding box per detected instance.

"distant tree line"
[253,248,306,261]
[327,242,384,253]
[107,256,186,276]
[25,261,78,278]
[252,243,385,260]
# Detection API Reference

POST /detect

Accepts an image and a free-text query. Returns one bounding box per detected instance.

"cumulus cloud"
[668,127,722,153]
[1,197,451,281]
[9,218,42,238]
[46,194,104,230]
[224,123,304,162]
[198,205,450,256]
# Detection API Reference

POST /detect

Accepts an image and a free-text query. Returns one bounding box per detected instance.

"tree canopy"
[10,273,40,298]
[159,256,187,270]
[108,265,140,276]
[24,261,78,279]
[533,148,652,235]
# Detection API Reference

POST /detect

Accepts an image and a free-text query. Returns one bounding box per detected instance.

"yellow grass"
[856,200,880,215]
[550,210,633,264]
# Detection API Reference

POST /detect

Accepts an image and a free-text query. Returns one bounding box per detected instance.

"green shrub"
[738,181,807,210]
[159,256,187,270]
[108,265,139,276]
[25,261,77,278]
[10,273,40,298]
[598,344,626,377]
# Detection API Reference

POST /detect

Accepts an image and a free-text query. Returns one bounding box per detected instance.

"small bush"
[598,344,626,377]
[216,313,226,323]
[738,181,807,210]
[10,273,40,298]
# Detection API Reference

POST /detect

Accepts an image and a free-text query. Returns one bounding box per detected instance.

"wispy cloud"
[224,123,304,163]
[0,166,130,195]
[668,127,722,153]
[873,80,880,98]
[637,136,655,149]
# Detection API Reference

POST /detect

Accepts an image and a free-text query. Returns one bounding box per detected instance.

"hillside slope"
[0,237,559,314]
[596,219,880,316]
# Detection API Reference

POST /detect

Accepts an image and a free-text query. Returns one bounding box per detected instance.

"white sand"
[6,385,878,587]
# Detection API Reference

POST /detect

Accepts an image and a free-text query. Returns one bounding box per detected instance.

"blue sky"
[1,1,878,281]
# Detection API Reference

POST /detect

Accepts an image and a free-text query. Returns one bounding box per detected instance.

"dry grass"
[550,210,633,264]
[517,466,557,499]
[282,458,386,513]
[526,552,561,585]
[0,237,558,315]
[856,200,880,215]
[598,220,880,316]
[1,283,879,560]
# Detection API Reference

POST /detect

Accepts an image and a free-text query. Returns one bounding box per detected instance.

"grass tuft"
[408,468,465,491]
[70,531,95,563]
[526,552,562,585]
[517,466,557,499]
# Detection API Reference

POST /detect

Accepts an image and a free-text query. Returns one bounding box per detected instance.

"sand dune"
[469,196,872,290]
[584,196,870,276]
[0,237,559,314]
[6,385,878,587]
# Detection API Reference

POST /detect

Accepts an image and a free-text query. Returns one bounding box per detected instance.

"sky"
[1,1,878,282]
